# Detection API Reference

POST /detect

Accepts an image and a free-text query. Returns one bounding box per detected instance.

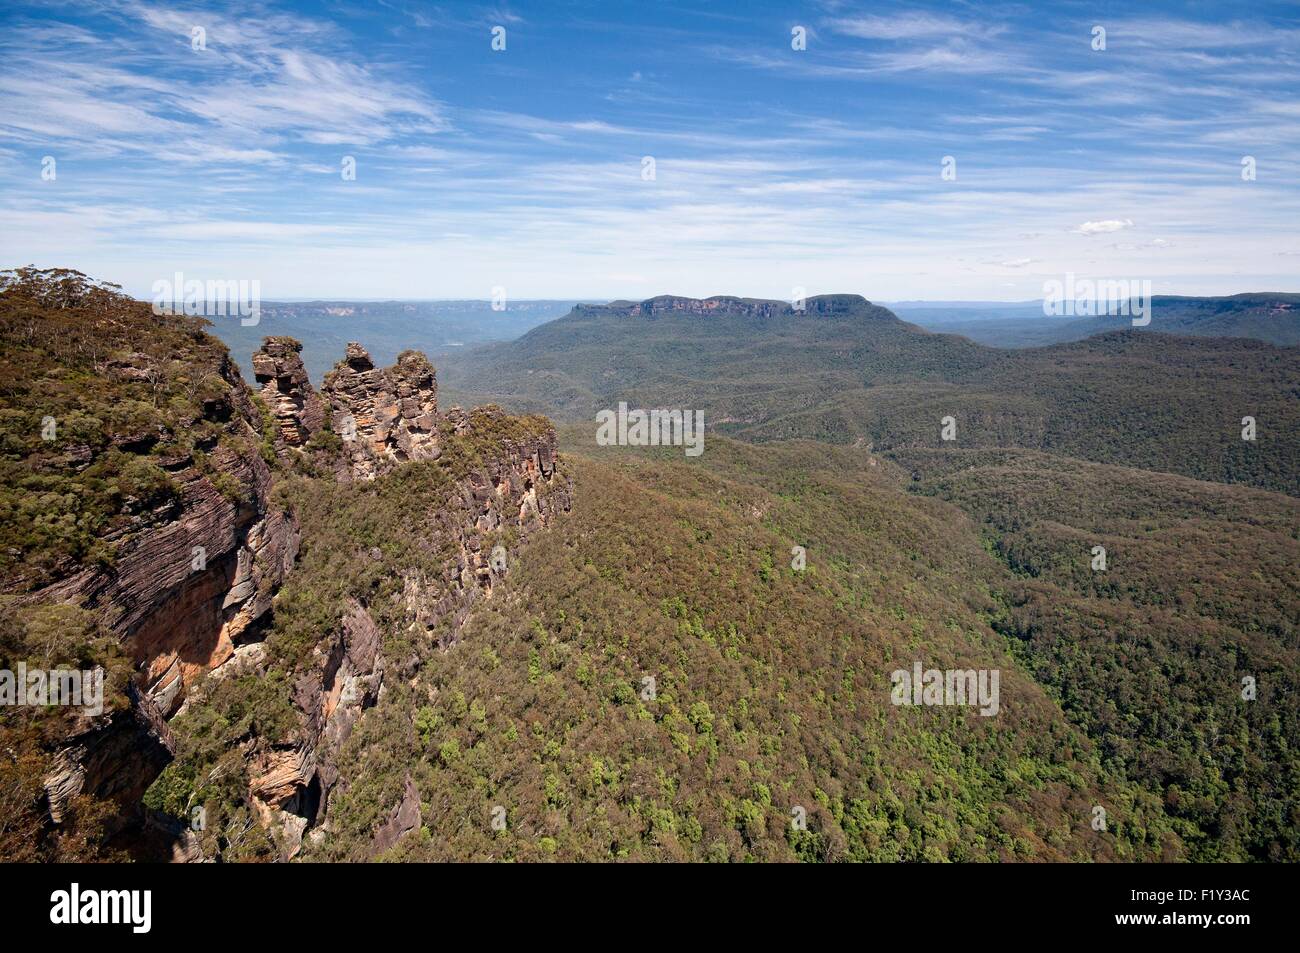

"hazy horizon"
[98,291,1300,307]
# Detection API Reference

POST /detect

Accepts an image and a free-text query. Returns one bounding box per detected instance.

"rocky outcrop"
[7,272,575,864]
[32,356,299,718]
[252,336,324,456]
[402,406,570,646]
[16,300,570,861]
[322,344,440,480]
[236,598,384,858]
[372,776,421,854]
[203,406,569,860]
[42,683,175,834]
[634,295,789,319]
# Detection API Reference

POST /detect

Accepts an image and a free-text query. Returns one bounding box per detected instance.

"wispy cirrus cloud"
[0,0,446,155]
[0,0,1297,299]
[827,12,1004,41]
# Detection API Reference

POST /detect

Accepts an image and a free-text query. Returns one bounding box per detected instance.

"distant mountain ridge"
[437,292,1300,495]
[599,293,886,318]
[897,293,1300,348]
[1049,293,1300,347]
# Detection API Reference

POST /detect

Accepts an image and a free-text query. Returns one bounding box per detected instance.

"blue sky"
[1,0,1298,300]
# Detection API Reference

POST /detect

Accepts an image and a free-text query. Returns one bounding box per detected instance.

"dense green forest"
[153,425,1298,861]
[4,278,1296,862]
[896,447,1299,860]
[439,298,1299,494]
[196,435,1176,861]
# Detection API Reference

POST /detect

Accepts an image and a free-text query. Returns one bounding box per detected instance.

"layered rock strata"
[19,317,568,862]
[252,336,325,456]
[322,344,440,480]
[21,345,299,852]
[33,357,298,719]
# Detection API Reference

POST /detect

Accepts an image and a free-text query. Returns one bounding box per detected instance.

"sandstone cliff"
[402,406,568,645]
[30,371,299,848]
[323,343,440,480]
[0,269,301,859]
[32,352,299,719]
[598,293,873,319]
[169,404,569,860]
[2,271,570,863]
[133,337,569,861]
[252,336,325,457]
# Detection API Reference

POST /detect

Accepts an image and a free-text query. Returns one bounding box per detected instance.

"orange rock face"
[35,356,299,719]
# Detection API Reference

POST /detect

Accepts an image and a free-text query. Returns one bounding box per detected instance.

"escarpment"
[401,405,568,645]
[160,403,570,861]
[1,270,302,857]
[20,338,301,731]
[1,269,570,862]
[143,342,567,861]
[597,293,874,319]
[36,427,299,719]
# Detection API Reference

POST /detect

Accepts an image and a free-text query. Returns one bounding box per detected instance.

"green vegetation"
[1045,293,1300,348]
[899,294,1300,348]
[439,299,1300,494]
[0,267,270,861]
[146,409,562,859]
[0,267,249,591]
[5,277,1295,863]
[295,435,1179,861]
[897,447,1300,861]
[0,600,133,861]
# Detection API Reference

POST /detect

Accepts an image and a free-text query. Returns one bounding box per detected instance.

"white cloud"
[1074,219,1135,235]
[828,13,1001,41]
[1107,18,1299,49]
[0,0,446,158]
[1,1,1297,299]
